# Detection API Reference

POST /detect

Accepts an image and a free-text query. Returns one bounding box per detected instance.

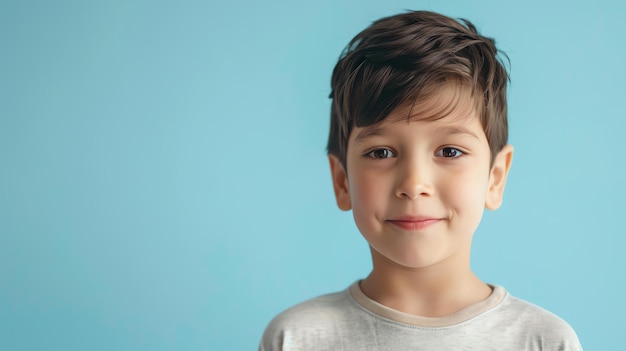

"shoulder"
[265,288,354,328]
[503,294,578,335]
[259,287,361,351]
[489,290,582,350]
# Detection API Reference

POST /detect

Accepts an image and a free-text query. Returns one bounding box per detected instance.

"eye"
[436,147,464,158]
[366,148,396,159]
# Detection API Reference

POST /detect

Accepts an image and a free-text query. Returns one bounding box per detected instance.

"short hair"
[326,10,509,167]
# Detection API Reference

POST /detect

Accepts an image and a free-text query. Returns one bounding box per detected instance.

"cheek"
[350,174,376,207]
[442,168,490,210]
[348,171,389,215]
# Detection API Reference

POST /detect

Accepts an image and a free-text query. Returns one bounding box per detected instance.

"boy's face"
[329,87,513,270]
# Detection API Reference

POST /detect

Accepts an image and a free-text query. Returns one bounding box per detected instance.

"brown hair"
[326,10,509,167]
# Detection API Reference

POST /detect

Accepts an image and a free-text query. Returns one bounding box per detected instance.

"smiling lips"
[387,216,443,230]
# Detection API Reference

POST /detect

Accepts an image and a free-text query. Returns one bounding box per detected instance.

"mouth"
[386,216,443,230]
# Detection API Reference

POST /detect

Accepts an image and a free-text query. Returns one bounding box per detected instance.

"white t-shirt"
[259,282,582,350]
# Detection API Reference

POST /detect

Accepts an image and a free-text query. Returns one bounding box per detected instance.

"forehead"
[350,81,483,142]
[389,79,479,125]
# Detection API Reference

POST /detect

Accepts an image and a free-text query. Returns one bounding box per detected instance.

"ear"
[328,154,352,211]
[485,145,514,210]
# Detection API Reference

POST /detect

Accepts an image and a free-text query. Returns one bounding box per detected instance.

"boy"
[260,10,581,350]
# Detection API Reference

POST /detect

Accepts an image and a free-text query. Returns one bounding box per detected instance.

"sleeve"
[258,314,286,351]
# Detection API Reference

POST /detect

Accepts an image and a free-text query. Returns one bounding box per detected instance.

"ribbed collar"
[348,281,507,327]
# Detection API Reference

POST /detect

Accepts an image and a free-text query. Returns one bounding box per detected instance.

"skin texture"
[329,86,513,317]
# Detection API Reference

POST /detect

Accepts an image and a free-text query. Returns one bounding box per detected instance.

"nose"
[394,158,434,199]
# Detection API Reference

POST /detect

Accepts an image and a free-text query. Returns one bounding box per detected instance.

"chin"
[377,248,450,270]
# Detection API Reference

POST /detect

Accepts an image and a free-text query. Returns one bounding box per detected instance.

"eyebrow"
[435,125,480,140]
[354,125,480,144]
[353,127,386,145]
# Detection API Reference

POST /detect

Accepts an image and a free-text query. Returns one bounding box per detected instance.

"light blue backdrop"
[1,0,624,349]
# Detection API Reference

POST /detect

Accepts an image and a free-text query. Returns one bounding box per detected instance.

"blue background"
[1,0,624,349]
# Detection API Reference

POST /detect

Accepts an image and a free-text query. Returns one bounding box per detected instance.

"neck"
[360,247,492,318]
